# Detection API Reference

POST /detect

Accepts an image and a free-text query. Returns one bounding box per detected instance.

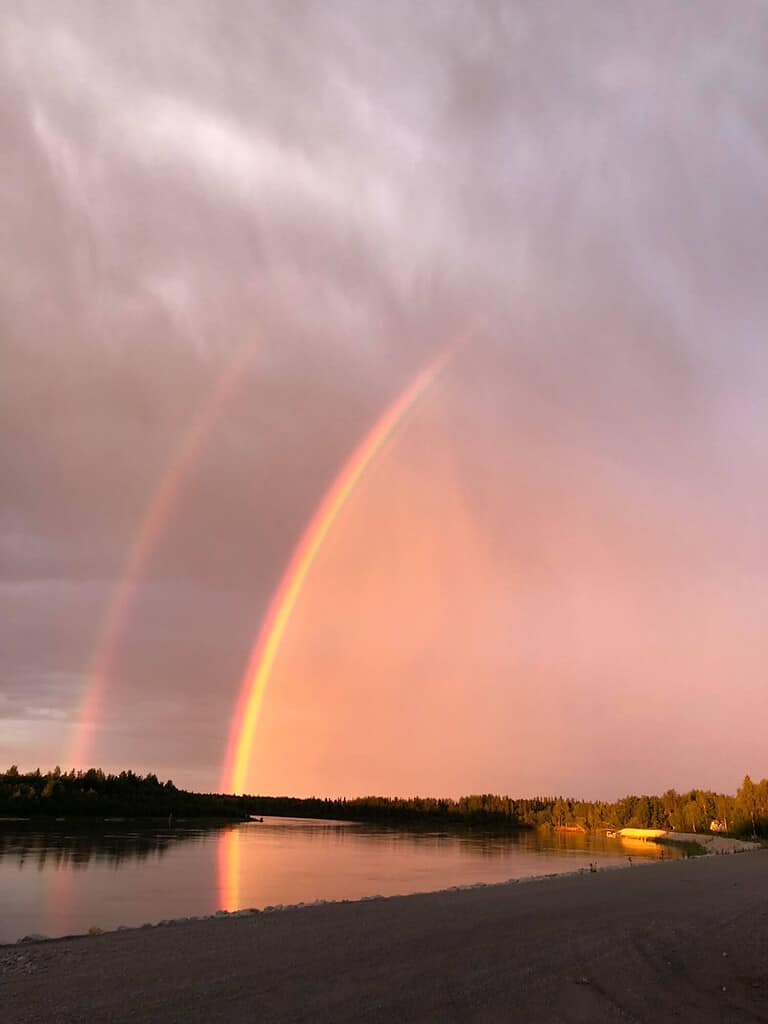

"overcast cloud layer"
[2,1,767,797]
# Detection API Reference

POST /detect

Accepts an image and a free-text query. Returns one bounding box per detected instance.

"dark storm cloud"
[2,1,767,789]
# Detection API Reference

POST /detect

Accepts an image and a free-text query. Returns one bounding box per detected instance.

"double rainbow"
[66,339,462,794]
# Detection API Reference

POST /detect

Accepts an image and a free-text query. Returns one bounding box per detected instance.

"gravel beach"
[2,850,767,1023]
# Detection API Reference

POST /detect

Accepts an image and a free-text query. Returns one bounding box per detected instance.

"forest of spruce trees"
[1,766,767,837]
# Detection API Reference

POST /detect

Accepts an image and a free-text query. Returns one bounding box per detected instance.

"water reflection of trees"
[0,823,230,870]
[0,819,679,873]
[249,819,673,861]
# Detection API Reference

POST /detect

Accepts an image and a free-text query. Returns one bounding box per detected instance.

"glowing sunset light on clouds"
[2,2,767,800]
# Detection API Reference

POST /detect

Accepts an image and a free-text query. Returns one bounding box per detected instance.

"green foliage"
[0,768,250,819]
[2,768,766,836]
[733,775,768,836]
[201,778,768,836]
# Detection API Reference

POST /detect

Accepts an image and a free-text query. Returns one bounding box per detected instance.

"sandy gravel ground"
[2,850,767,1024]
[665,832,760,854]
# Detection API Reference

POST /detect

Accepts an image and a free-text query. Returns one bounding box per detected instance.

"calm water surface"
[0,817,680,943]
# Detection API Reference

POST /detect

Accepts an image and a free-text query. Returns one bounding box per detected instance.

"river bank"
[611,828,761,855]
[2,848,767,1023]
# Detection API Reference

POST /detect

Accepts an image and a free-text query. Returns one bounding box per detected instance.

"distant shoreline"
[4,768,767,840]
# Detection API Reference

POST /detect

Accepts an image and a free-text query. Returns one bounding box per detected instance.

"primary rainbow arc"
[221,342,462,795]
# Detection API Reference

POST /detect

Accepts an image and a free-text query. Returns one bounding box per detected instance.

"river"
[0,817,680,943]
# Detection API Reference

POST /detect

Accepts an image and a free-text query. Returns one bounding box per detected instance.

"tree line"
[2,767,766,836]
[243,780,768,836]
[0,767,247,819]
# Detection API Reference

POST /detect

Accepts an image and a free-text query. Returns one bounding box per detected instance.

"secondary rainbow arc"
[67,345,258,770]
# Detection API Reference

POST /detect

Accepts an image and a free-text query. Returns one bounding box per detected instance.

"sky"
[2,0,767,800]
